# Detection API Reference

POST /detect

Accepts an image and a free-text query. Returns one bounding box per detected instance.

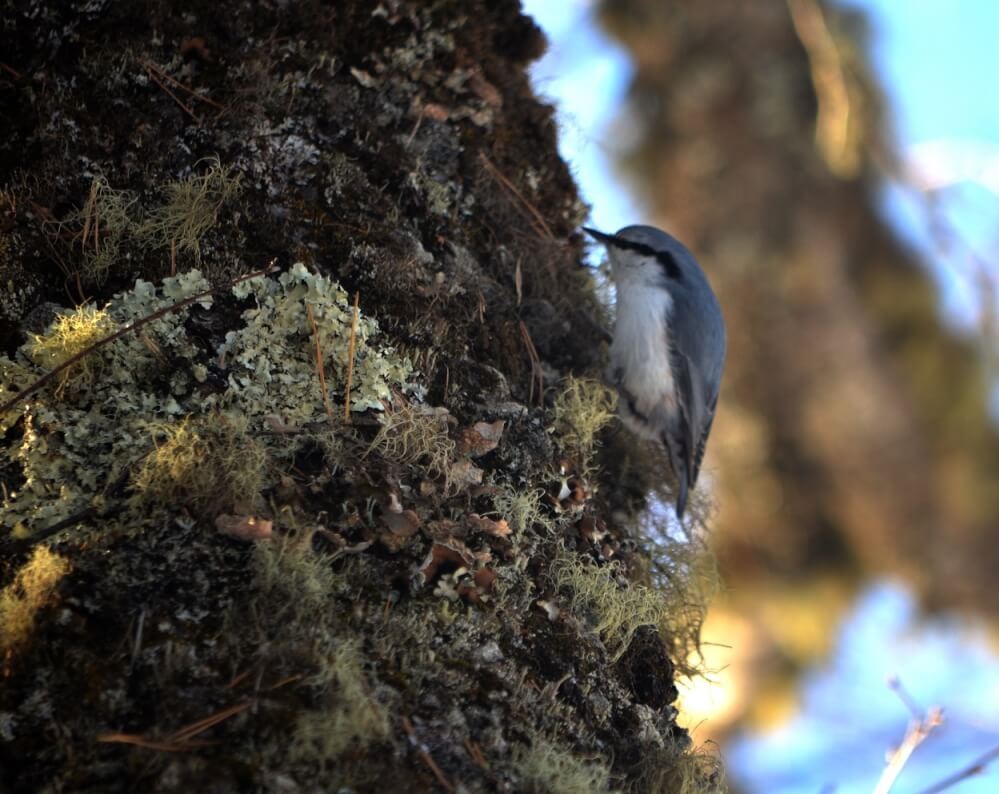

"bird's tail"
[664,431,691,520]
[674,468,689,520]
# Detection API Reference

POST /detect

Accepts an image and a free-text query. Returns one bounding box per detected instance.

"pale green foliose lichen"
[0,264,412,533]
[221,262,410,419]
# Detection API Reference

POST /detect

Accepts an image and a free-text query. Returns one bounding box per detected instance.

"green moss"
[512,734,614,794]
[0,546,71,654]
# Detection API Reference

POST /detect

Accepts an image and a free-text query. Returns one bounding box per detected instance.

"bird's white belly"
[608,283,677,441]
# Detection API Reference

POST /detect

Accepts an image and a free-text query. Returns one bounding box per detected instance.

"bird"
[583,225,726,519]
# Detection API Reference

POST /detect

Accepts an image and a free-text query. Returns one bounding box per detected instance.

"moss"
[138,158,242,262]
[0,546,71,654]
[512,734,614,794]
[552,376,617,468]
[26,305,117,397]
[0,1,711,789]
[130,414,267,516]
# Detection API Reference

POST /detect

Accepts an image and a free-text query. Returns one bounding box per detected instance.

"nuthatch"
[584,225,726,519]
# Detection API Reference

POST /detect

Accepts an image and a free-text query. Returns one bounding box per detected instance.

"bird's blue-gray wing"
[664,285,725,516]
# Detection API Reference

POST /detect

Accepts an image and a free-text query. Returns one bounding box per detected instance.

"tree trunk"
[0,2,720,791]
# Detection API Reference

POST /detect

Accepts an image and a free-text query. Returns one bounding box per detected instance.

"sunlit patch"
[0,546,71,655]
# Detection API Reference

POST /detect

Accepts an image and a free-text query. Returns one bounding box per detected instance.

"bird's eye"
[655,250,683,280]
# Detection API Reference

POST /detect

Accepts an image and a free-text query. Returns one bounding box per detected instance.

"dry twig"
[786,0,857,177]
[305,302,336,427]
[402,716,454,792]
[519,320,544,406]
[872,676,944,794]
[464,737,489,770]
[97,702,250,753]
[139,59,223,125]
[919,742,999,793]
[479,153,554,240]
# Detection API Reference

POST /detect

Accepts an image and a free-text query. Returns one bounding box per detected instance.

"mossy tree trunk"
[0,2,719,791]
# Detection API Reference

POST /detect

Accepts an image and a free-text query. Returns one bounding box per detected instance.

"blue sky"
[521,0,999,791]
[839,0,999,333]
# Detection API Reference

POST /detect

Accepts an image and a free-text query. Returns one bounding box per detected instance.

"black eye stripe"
[610,237,682,280]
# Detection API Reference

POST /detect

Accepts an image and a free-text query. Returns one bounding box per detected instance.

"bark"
[0,1,719,791]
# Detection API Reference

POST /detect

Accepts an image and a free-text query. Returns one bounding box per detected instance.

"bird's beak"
[582,226,615,245]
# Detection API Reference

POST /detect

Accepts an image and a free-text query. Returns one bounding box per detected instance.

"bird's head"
[583,225,694,286]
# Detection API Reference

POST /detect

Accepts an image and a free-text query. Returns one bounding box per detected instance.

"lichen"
[365,402,454,478]
[551,376,617,467]
[138,158,242,262]
[250,534,391,773]
[252,530,342,624]
[0,546,71,654]
[0,265,412,533]
[290,642,392,765]
[492,483,549,534]
[633,742,728,794]
[0,2,713,789]
[222,262,412,419]
[64,176,139,285]
[512,734,614,794]
[552,550,670,662]
[26,305,117,397]
[130,414,268,516]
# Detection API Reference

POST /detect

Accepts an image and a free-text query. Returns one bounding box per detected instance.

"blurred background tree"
[591,0,999,752]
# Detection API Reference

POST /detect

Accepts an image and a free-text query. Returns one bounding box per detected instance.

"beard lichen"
[364,402,455,479]
[552,548,675,663]
[130,414,268,517]
[550,375,617,470]
[25,305,118,398]
[0,546,71,654]
[512,733,614,794]
[59,176,139,286]
[288,641,392,767]
[138,158,242,262]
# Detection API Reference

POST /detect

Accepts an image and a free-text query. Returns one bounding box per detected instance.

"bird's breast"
[609,282,677,440]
